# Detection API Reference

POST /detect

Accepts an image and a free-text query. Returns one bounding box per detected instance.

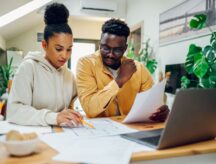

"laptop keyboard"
[140,135,161,146]
[120,129,164,148]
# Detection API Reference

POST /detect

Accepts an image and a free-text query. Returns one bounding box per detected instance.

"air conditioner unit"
[80,0,117,12]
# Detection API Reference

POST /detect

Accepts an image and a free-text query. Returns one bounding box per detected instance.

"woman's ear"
[41,40,47,50]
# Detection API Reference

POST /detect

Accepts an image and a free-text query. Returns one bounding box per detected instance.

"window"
[68,39,99,114]
[69,39,99,75]
[128,21,143,56]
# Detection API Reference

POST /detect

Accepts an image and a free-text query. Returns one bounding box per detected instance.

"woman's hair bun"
[44,3,69,25]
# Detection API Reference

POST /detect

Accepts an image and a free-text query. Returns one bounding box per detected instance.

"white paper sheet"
[40,132,154,154]
[63,118,137,138]
[123,80,166,123]
[0,121,52,134]
[40,133,154,164]
[53,137,134,164]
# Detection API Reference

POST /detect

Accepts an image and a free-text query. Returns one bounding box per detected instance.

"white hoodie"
[7,51,77,126]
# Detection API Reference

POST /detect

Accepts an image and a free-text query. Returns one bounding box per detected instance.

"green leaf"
[185,44,202,74]
[127,50,135,59]
[185,56,194,74]
[0,83,6,97]
[194,52,203,62]
[0,57,14,96]
[138,49,143,56]
[210,63,216,72]
[9,57,13,67]
[134,54,140,61]
[209,63,216,87]
[127,41,135,59]
[146,59,157,74]
[199,77,210,88]
[212,41,216,51]
[210,32,216,45]
[198,73,216,88]
[203,45,215,62]
[203,45,212,55]
[193,56,209,78]
[143,52,148,62]
[188,44,202,54]
[189,14,207,29]
[181,76,190,88]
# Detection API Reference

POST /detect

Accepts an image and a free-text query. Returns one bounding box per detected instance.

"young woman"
[7,3,82,127]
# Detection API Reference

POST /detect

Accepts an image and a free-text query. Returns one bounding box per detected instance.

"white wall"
[6,18,104,55]
[159,35,210,72]
[70,18,104,40]
[56,0,126,19]
[6,23,43,55]
[0,35,6,50]
[126,0,210,73]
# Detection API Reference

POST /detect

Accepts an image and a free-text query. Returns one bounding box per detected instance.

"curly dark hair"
[101,18,130,39]
[43,3,72,42]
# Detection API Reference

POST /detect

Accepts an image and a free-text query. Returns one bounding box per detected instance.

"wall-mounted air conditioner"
[80,0,117,12]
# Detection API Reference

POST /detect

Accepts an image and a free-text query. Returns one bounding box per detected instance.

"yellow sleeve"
[76,57,119,118]
[140,63,154,92]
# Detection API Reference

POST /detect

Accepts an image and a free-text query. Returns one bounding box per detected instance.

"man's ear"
[41,40,47,50]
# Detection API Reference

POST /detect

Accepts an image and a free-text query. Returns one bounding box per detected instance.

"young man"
[76,18,169,121]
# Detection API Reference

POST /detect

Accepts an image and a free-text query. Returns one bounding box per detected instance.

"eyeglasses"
[100,44,126,57]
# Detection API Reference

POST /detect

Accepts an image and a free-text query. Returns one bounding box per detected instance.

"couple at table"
[6,3,169,127]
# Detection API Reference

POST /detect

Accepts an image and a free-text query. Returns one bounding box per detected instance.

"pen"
[81,119,95,129]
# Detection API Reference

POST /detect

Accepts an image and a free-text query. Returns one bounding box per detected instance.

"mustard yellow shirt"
[76,51,153,118]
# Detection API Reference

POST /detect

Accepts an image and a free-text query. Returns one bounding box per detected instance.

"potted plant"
[0,57,14,97]
[127,38,157,74]
[181,14,216,88]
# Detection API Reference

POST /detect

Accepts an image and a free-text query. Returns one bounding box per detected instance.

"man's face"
[100,33,127,70]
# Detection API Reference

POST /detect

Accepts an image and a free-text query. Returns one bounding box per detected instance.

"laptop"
[121,89,216,149]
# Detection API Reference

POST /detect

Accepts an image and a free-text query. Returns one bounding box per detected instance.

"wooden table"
[1,116,216,164]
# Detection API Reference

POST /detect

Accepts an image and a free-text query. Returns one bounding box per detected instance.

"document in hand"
[123,80,166,123]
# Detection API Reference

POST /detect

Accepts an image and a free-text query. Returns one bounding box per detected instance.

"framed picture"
[159,0,216,46]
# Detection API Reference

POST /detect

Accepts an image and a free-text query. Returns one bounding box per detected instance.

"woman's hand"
[57,109,83,127]
[149,105,170,122]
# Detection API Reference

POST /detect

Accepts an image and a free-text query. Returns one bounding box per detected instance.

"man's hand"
[115,59,137,88]
[149,105,170,122]
[57,109,83,127]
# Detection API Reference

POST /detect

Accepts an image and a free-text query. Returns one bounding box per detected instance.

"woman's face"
[42,33,73,69]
